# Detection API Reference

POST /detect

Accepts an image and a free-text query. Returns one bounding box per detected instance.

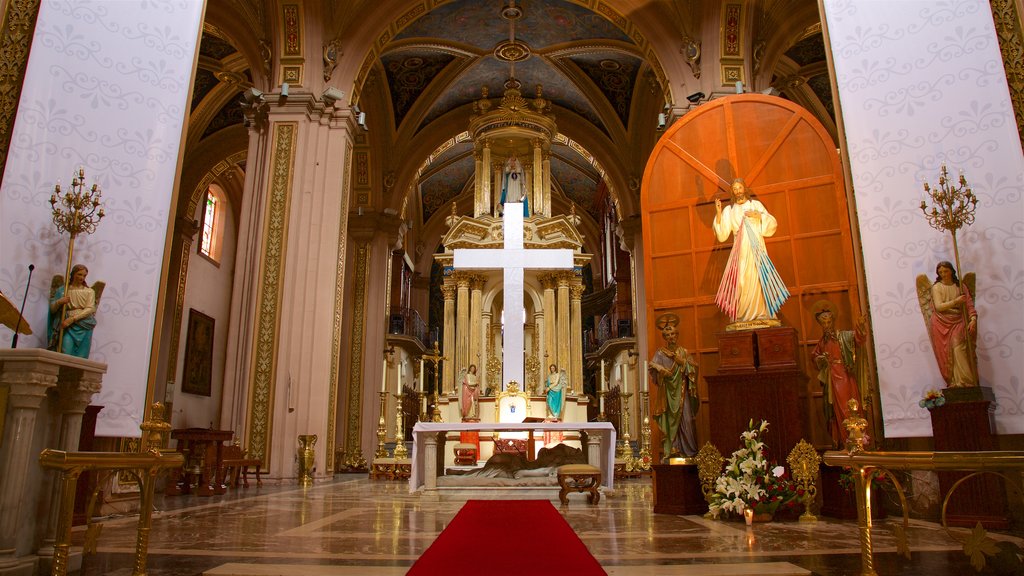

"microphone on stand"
[11,264,34,348]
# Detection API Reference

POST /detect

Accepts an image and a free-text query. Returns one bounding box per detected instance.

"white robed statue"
[499,154,529,216]
[713,178,789,327]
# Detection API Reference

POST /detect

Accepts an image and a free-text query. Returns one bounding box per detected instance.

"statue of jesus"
[713,178,789,328]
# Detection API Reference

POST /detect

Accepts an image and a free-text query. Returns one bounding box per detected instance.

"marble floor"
[71,475,1021,575]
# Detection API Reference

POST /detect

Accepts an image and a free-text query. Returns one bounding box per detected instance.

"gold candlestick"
[392,393,408,460]
[49,167,105,353]
[636,390,653,471]
[375,392,388,458]
[617,392,633,459]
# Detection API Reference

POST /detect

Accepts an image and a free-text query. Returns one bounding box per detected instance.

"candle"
[744,507,753,526]
[381,358,388,393]
[398,361,403,390]
[622,364,628,395]
[419,359,425,392]
[599,391,605,414]
[600,359,606,391]
[643,360,649,392]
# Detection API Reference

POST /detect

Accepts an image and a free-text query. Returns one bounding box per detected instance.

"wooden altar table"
[410,422,616,492]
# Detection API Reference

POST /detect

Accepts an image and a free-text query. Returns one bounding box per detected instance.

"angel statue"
[544,364,567,420]
[459,365,481,421]
[916,260,977,388]
[48,264,104,358]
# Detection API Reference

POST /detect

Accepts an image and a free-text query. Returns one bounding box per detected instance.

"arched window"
[198,185,225,262]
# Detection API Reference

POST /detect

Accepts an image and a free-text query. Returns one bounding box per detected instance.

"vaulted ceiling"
[375,0,653,227]
[185,0,838,235]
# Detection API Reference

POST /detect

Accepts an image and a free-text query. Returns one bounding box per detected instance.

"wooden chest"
[716,330,756,373]
[755,326,798,370]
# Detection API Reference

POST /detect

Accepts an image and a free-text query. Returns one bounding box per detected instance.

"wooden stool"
[453,443,477,465]
[557,464,601,505]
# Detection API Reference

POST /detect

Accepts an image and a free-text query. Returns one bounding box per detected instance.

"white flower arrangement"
[708,420,796,519]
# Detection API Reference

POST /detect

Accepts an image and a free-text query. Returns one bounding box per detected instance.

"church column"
[469,274,485,373]
[455,273,471,387]
[492,160,503,214]
[533,311,544,391]
[532,139,543,215]
[481,310,492,390]
[570,281,585,395]
[222,94,356,477]
[542,150,552,217]
[556,272,571,381]
[480,141,491,216]
[618,214,646,365]
[540,274,556,372]
[441,282,456,394]
[473,150,483,217]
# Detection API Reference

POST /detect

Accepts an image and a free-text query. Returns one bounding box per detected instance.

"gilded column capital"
[556,272,571,288]
[538,272,557,290]
[569,284,585,300]
[470,273,487,290]
[440,283,456,300]
[454,272,472,289]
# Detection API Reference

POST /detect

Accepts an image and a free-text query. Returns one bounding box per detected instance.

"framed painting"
[182,309,214,396]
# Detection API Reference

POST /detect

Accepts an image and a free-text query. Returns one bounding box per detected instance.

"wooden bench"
[557,464,601,505]
[221,444,262,488]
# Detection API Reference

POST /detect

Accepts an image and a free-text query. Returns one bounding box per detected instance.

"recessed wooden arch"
[641,94,859,449]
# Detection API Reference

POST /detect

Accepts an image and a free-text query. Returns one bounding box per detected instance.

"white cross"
[453,203,574,390]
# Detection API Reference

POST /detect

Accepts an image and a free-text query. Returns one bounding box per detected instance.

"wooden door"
[641,94,858,454]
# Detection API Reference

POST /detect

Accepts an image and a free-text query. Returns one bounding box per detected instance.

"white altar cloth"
[410,421,616,492]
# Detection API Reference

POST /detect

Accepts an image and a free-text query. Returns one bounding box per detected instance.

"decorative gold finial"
[140,402,172,453]
[842,398,869,454]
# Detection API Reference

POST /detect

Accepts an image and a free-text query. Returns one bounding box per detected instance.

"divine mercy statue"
[649,313,699,458]
[916,260,978,387]
[713,178,789,328]
[48,264,101,358]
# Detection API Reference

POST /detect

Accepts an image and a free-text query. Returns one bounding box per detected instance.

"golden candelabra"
[921,163,979,380]
[392,393,409,460]
[375,392,388,458]
[49,166,105,353]
[921,163,978,272]
[786,439,822,522]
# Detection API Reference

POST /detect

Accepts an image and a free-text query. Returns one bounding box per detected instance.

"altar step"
[204,562,810,575]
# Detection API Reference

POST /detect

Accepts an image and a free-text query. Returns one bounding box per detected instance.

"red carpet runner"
[408,500,605,575]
